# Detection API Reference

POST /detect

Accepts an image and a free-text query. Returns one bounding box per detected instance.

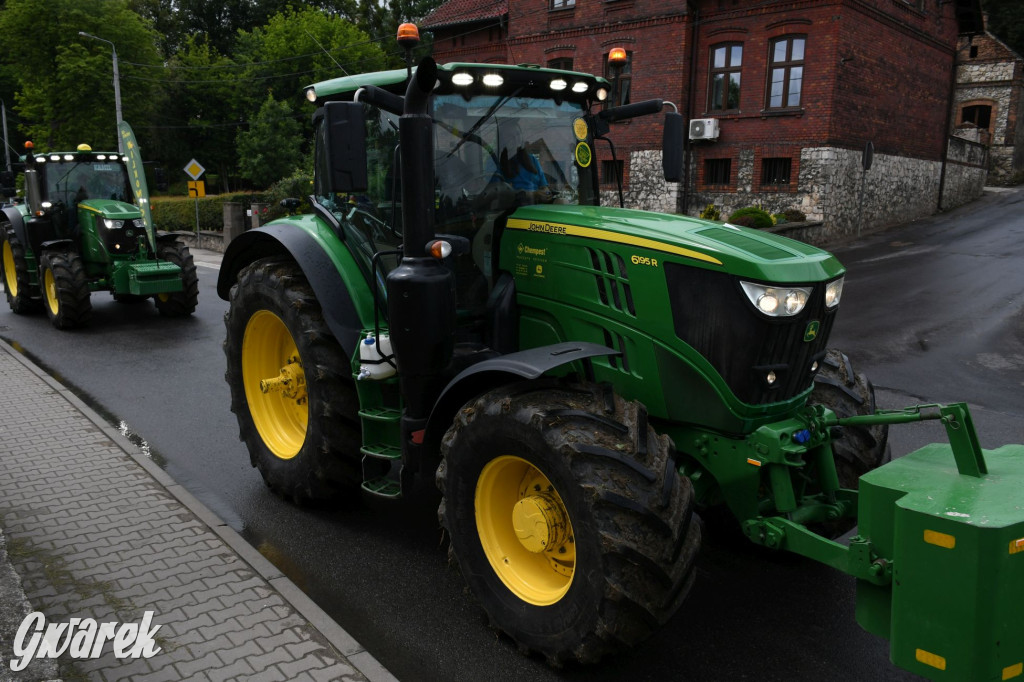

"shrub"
[699,203,721,221]
[727,206,774,229]
[771,213,788,224]
[783,209,807,222]
[728,215,757,228]
[151,192,277,232]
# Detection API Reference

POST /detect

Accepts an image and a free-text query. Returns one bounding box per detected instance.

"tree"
[234,6,391,106]
[144,35,241,192]
[236,94,303,188]
[0,0,161,151]
[982,0,1024,57]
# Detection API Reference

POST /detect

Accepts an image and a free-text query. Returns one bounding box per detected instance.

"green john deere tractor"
[1,136,198,329]
[217,47,1024,680]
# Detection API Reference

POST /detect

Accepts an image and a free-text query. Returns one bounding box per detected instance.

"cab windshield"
[41,160,132,207]
[431,93,593,212]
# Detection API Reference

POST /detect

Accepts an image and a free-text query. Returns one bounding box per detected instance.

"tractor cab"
[305,61,673,351]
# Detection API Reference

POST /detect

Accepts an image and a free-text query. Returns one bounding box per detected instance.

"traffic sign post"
[184,159,206,233]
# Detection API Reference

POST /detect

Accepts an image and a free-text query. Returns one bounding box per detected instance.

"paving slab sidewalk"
[0,338,395,682]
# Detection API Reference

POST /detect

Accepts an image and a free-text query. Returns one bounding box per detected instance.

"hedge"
[151,193,276,232]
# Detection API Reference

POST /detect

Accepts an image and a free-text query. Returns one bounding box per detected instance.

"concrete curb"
[0,338,397,682]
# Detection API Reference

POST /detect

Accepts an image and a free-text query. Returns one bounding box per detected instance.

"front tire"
[811,349,891,487]
[154,241,199,317]
[438,382,701,665]
[2,224,40,314]
[223,258,361,503]
[40,250,92,329]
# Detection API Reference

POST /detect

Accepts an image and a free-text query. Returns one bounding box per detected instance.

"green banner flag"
[117,121,155,248]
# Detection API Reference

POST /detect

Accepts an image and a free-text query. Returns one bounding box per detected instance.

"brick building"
[423,0,987,242]
[954,29,1024,185]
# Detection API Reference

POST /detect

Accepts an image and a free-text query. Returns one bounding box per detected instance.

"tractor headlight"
[103,219,125,229]
[132,218,146,228]
[740,281,812,317]
[824,276,844,308]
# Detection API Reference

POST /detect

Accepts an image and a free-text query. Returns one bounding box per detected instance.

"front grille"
[586,247,636,317]
[666,263,837,404]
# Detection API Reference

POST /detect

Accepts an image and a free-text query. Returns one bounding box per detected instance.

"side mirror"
[324,101,368,193]
[662,112,683,183]
[0,171,15,198]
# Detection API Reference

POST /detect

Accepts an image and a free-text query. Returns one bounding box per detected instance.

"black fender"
[216,224,364,354]
[423,341,619,456]
[40,239,75,251]
[155,230,193,243]
[1,206,28,251]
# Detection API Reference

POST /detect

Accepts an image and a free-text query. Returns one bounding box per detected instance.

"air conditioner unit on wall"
[689,118,720,141]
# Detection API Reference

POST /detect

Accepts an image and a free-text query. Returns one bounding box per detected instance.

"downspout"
[937,36,962,211]
[682,1,699,214]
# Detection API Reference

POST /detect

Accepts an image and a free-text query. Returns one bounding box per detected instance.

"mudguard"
[217,222,367,354]
[423,341,619,452]
[1,206,28,250]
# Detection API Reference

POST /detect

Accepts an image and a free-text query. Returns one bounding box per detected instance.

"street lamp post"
[78,31,123,153]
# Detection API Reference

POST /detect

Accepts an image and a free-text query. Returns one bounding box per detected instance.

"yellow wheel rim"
[476,455,576,606]
[43,268,59,316]
[241,310,308,460]
[2,240,17,297]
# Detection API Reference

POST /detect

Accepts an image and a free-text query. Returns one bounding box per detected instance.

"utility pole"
[2,100,11,172]
[79,31,123,153]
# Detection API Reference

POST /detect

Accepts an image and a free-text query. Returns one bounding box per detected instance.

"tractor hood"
[78,199,143,220]
[507,204,844,283]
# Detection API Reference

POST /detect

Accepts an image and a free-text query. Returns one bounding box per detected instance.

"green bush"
[727,206,774,229]
[151,192,276,232]
[771,213,788,224]
[699,203,721,221]
[783,209,807,222]
[728,215,757,228]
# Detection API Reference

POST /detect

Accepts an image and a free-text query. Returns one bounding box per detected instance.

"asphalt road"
[2,187,1022,681]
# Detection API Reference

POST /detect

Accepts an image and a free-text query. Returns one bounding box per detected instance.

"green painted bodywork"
[502,203,843,434]
[857,443,1024,681]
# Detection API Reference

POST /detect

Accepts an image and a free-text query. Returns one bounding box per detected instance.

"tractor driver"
[490,119,554,206]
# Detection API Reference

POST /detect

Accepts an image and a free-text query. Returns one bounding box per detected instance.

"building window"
[768,36,805,108]
[547,57,574,71]
[969,45,978,58]
[709,43,742,111]
[601,160,624,186]
[961,104,992,129]
[551,0,575,8]
[604,51,632,107]
[761,158,792,186]
[704,158,731,186]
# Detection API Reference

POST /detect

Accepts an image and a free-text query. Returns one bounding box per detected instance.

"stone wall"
[622,142,989,244]
[942,137,989,209]
[599,149,680,213]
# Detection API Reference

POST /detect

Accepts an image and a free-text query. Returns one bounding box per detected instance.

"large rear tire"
[154,241,199,317]
[438,382,701,665]
[40,250,92,329]
[223,258,361,503]
[2,224,40,314]
[810,349,891,488]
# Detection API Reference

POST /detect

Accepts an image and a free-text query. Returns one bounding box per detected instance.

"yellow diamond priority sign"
[184,159,205,181]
